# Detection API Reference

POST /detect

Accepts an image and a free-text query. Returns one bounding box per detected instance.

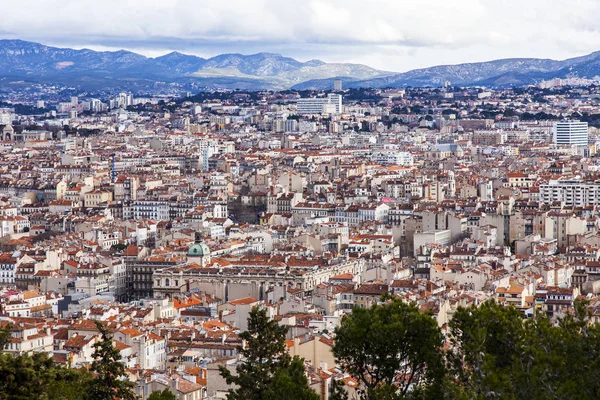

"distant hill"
[0,39,390,90]
[1,39,600,90]
[344,52,600,89]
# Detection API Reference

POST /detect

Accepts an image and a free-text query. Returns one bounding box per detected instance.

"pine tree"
[87,320,137,400]
[219,306,318,400]
[264,357,320,400]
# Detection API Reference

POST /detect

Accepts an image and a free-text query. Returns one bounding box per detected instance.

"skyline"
[2,1,600,397]
[1,0,599,72]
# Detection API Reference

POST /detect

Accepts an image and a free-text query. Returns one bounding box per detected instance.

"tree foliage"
[110,243,128,252]
[333,298,444,400]
[219,306,318,400]
[148,389,177,400]
[0,352,90,400]
[4,298,600,400]
[447,299,600,400]
[87,320,137,400]
[446,300,525,399]
[0,323,11,351]
[329,378,350,400]
[333,298,600,400]
[264,357,320,400]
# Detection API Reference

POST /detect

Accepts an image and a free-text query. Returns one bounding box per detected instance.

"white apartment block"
[3,325,53,356]
[371,150,414,166]
[540,179,600,207]
[297,94,342,115]
[125,201,170,221]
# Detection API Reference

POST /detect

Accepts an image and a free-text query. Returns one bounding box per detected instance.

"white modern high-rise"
[553,120,588,146]
[297,94,342,115]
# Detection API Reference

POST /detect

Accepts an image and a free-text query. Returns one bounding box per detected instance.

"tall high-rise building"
[334,79,342,91]
[297,94,342,115]
[554,120,588,146]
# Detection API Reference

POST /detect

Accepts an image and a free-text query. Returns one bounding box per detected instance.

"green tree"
[111,243,127,252]
[219,307,318,400]
[0,352,58,400]
[264,357,319,400]
[86,320,137,400]
[446,299,600,400]
[447,300,525,399]
[147,389,176,400]
[0,352,90,400]
[46,366,92,400]
[333,298,444,400]
[0,323,11,351]
[517,301,600,400]
[329,378,349,400]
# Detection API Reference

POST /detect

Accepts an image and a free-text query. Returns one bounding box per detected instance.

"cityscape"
[3,1,600,400]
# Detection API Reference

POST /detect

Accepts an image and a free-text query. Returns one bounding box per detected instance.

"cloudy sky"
[1,0,600,72]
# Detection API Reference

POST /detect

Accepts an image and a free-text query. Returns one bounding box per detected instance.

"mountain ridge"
[344,52,600,89]
[2,39,600,90]
[0,39,388,90]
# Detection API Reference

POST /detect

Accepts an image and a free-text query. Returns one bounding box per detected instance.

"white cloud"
[0,0,599,71]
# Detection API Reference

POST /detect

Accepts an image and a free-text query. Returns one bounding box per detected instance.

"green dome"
[188,234,210,257]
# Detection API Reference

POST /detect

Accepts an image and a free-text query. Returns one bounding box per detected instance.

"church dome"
[188,233,210,257]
